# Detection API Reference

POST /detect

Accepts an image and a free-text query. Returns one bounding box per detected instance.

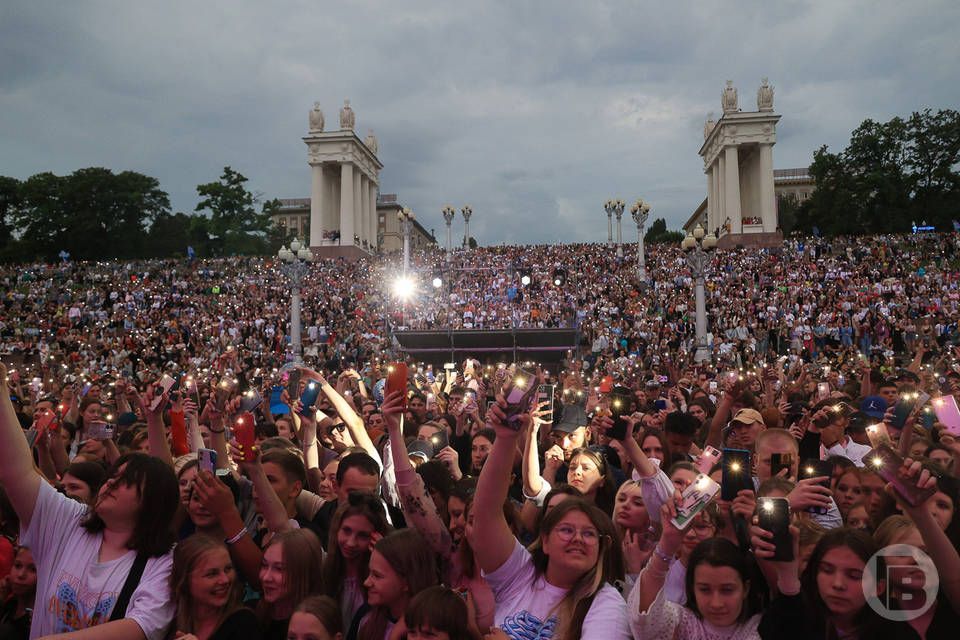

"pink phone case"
[933,395,960,436]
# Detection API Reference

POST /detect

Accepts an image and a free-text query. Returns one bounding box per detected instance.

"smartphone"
[932,395,960,436]
[921,407,936,431]
[653,399,667,411]
[86,421,115,441]
[708,380,718,393]
[198,448,218,473]
[239,389,263,413]
[696,445,722,475]
[832,401,856,418]
[34,408,58,434]
[721,448,753,501]
[866,422,893,447]
[80,382,92,397]
[234,412,257,461]
[671,474,721,530]
[758,497,794,561]
[386,363,408,409]
[816,382,830,400]
[866,443,937,507]
[799,459,832,514]
[23,428,39,449]
[769,452,794,478]
[299,381,322,416]
[502,367,538,430]
[429,429,449,456]
[537,384,556,424]
[890,393,920,430]
[607,392,630,440]
[149,374,177,411]
[286,370,302,398]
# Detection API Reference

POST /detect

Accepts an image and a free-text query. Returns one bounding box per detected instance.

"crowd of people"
[0,231,959,639]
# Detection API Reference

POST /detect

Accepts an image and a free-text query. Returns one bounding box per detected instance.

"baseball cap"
[859,396,888,420]
[552,404,588,434]
[731,408,764,426]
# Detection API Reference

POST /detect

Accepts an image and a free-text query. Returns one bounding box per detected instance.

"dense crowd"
[1,232,959,640]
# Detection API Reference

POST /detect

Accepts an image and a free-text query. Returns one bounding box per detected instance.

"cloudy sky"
[2,1,958,244]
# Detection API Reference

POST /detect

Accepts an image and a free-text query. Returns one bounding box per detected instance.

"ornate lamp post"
[603,200,615,244]
[277,238,314,363]
[612,199,626,257]
[461,205,473,249]
[441,205,456,261]
[397,207,415,274]
[681,224,718,364]
[630,198,652,282]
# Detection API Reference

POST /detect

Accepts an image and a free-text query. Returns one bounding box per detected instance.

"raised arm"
[0,363,41,529]
[301,367,378,462]
[473,398,522,574]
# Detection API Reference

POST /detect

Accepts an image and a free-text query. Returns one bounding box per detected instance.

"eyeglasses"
[552,524,600,545]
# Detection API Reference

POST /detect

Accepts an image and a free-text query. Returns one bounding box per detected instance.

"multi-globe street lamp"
[397,207,416,273]
[461,205,473,249]
[605,199,626,256]
[630,198,652,282]
[441,205,456,261]
[681,223,718,364]
[277,237,314,364]
[603,200,615,244]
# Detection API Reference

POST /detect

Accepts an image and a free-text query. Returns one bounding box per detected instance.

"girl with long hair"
[169,534,259,640]
[320,492,391,632]
[381,390,495,632]
[258,528,324,640]
[1,368,180,637]
[348,528,439,640]
[629,502,761,639]
[473,397,630,640]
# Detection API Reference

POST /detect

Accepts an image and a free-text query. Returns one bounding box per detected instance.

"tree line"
[793,108,960,236]
[0,166,289,263]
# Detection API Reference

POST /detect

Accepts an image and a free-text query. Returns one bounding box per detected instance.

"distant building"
[684,168,815,233]
[270,193,435,252]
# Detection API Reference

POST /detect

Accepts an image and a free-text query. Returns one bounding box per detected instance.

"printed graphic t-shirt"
[20,481,175,639]
[482,539,631,640]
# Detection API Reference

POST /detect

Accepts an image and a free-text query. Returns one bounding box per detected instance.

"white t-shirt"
[21,481,176,639]
[483,539,630,640]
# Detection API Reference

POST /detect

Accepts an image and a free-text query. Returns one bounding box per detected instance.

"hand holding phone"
[150,374,177,412]
[198,448,218,473]
[757,497,793,561]
[502,367,538,430]
[233,412,257,462]
[239,389,262,413]
[386,363,408,410]
[866,443,936,507]
[671,474,720,530]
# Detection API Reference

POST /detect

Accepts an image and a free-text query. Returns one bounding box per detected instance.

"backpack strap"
[110,552,149,622]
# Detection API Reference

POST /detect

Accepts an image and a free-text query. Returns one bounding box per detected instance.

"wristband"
[225,526,248,545]
[652,545,673,565]
[209,426,226,434]
[303,439,317,448]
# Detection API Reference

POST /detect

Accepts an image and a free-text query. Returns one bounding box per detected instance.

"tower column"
[339,162,355,245]
[309,163,325,247]
[724,145,742,234]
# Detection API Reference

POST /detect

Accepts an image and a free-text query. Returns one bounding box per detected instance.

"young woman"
[287,595,343,640]
[348,528,439,640]
[832,466,862,522]
[404,586,483,640]
[473,397,630,640]
[629,503,761,640]
[259,529,324,640]
[321,493,391,633]
[60,460,107,505]
[380,391,496,632]
[169,534,260,640]
[613,481,654,576]
[0,546,36,640]
[0,370,179,637]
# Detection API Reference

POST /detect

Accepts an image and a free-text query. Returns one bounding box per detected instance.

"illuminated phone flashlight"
[871,456,884,469]
[935,398,944,407]
[387,365,395,373]
[515,377,526,388]
[697,475,711,488]
[805,465,816,476]
[729,461,742,473]
[761,498,774,512]
[105,414,114,421]
[612,399,621,409]
[245,390,254,397]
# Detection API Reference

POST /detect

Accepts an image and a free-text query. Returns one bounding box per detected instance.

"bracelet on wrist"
[652,545,673,565]
[225,526,248,545]
[209,427,226,434]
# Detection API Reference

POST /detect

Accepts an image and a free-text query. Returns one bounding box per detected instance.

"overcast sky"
[2,1,959,245]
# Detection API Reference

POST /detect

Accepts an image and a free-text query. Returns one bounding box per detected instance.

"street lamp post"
[398,207,415,273]
[681,224,718,364]
[611,199,626,257]
[630,198,652,282]
[277,237,314,364]
[461,205,473,249]
[603,200,615,244]
[442,205,456,261]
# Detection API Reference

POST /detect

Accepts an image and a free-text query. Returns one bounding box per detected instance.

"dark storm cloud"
[1,0,958,244]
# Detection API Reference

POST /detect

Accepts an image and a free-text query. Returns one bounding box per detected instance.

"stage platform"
[393,328,579,368]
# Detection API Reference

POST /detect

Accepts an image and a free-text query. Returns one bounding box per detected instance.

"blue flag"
[187,245,195,259]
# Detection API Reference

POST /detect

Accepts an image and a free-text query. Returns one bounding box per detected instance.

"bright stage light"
[393,276,416,299]
[432,277,443,289]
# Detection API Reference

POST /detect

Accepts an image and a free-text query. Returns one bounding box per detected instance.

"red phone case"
[234,412,257,461]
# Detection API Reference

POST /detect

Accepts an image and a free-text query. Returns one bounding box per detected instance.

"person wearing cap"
[546,404,590,466]
[728,408,766,452]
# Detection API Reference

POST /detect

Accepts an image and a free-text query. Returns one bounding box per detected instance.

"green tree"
[147,211,195,258]
[10,168,167,260]
[0,177,21,260]
[195,167,275,254]
[644,218,685,244]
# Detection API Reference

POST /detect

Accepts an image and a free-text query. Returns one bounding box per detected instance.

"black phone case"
[758,498,793,561]
[721,449,753,501]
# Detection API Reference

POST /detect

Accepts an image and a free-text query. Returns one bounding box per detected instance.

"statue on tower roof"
[757,78,774,112]
[704,112,716,139]
[308,102,324,133]
[721,80,738,114]
[364,129,379,155]
[339,99,356,131]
